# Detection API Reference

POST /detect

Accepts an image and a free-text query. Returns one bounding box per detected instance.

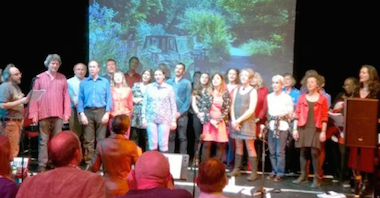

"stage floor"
[24,158,358,198]
[174,169,356,198]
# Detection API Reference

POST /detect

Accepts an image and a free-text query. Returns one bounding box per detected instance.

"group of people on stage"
[1,53,379,197]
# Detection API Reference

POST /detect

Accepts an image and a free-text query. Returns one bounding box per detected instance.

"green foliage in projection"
[217,0,294,57]
[89,2,128,74]
[178,9,233,60]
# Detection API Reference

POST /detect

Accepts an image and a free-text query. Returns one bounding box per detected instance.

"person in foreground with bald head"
[16,131,106,198]
[116,151,192,198]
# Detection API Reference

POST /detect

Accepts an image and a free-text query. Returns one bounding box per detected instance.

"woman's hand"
[293,129,299,141]
[170,121,177,130]
[319,131,326,142]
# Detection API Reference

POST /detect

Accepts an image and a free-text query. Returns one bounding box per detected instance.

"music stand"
[344,98,378,197]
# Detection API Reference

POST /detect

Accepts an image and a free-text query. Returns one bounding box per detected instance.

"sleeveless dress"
[230,88,256,140]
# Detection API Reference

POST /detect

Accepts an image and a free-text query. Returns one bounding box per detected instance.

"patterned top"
[200,90,231,124]
[142,83,177,126]
[131,82,148,128]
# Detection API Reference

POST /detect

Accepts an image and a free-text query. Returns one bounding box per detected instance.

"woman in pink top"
[110,71,133,138]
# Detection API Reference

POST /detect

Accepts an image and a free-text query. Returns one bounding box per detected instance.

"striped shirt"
[28,71,71,120]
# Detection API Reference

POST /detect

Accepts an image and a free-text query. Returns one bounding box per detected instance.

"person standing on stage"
[200,73,231,162]
[28,54,71,172]
[110,71,133,138]
[266,75,293,182]
[167,63,192,154]
[0,64,29,159]
[142,69,177,152]
[103,59,118,82]
[229,68,258,181]
[292,73,328,188]
[77,60,112,164]
[130,69,153,152]
[124,57,141,88]
[67,63,87,137]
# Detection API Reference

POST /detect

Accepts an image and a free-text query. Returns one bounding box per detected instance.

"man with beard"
[0,63,29,158]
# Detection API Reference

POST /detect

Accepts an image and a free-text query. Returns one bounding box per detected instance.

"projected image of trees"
[89,0,296,84]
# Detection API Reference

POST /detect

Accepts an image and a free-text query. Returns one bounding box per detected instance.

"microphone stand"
[192,136,203,198]
[252,124,274,197]
[20,76,38,182]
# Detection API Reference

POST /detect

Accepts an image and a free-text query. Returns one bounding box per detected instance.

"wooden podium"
[344,98,378,148]
[344,98,379,197]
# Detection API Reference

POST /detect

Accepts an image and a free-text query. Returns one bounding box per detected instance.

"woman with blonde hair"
[229,68,258,181]
[110,71,133,138]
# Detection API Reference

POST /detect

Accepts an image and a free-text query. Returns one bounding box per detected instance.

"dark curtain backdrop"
[1,1,379,101]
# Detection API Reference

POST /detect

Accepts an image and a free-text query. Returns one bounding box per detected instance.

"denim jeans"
[169,114,188,154]
[147,123,170,152]
[268,129,288,177]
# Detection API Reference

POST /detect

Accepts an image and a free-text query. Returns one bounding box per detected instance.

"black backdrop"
[1,1,379,101]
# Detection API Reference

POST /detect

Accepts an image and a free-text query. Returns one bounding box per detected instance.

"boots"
[247,157,258,181]
[228,154,242,177]
[311,175,321,188]
[293,171,308,184]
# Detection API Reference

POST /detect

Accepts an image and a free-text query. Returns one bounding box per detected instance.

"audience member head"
[49,131,82,167]
[141,68,154,84]
[197,158,227,194]
[127,151,173,190]
[251,72,265,89]
[111,114,130,134]
[0,135,12,180]
[225,68,240,84]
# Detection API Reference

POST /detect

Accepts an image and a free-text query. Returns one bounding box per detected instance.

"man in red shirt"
[28,54,71,172]
[124,57,141,88]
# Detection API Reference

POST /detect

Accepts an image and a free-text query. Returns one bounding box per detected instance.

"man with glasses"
[0,63,29,159]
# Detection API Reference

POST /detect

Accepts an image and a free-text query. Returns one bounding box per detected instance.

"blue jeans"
[146,123,170,152]
[268,129,288,177]
[169,114,188,154]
